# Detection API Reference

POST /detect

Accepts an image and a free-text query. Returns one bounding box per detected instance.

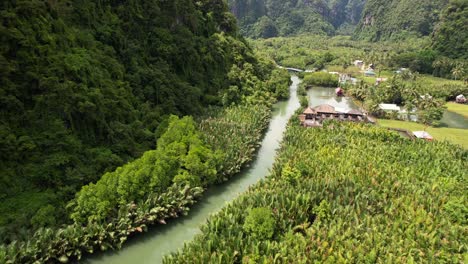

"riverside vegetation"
[0,0,252,240]
[0,0,292,261]
[164,120,467,263]
[0,82,290,262]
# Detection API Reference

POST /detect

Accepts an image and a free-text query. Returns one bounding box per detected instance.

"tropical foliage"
[251,35,430,70]
[432,0,468,60]
[303,72,339,87]
[354,0,449,41]
[0,99,281,262]
[69,116,218,224]
[227,0,366,38]
[223,62,291,106]
[347,73,467,125]
[242,207,276,240]
[0,0,288,242]
[164,121,467,263]
[0,184,203,263]
[200,105,271,180]
[348,78,432,125]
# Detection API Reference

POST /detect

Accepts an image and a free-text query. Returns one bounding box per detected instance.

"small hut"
[379,104,400,112]
[413,131,433,141]
[364,70,376,77]
[303,107,316,119]
[313,104,336,114]
[354,60,364,68]
[456,94,466,103]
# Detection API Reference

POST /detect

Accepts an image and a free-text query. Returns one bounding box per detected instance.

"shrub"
[31,205,57,229]
[281,164,301,184]
[303,72,338,87]
[243,207,275,240]
[69,116,217,224]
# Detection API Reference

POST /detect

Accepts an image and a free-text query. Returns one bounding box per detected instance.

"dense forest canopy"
[227,0,367,38]
[432,0,468,59]
[0,0,274,241]
[354,0,449,41]
[227,0,465,42]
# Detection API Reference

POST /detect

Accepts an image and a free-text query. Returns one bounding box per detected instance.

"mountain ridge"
[227,0,367,38]
[228,0,456,41]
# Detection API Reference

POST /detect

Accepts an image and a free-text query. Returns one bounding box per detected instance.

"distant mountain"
[227,0,367,38]
[354,0,449,40]
[229,0,459,43]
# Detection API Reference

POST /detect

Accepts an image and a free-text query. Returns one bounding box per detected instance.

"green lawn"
[446,102,468,117]
[378,119,468,148]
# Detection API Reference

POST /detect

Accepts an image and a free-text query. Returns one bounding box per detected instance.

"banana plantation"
[164,120,467,263]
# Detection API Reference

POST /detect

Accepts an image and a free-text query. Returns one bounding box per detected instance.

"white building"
[379,104,400,112]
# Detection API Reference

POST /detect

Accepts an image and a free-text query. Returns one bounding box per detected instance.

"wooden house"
[299,104,371,127]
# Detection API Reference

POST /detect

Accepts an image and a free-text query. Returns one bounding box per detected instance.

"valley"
[0,0,466,263]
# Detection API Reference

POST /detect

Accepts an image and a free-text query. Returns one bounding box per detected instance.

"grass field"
[378,119,468,148]
[446,102,468,117]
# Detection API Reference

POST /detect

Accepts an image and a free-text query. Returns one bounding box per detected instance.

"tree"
[254,16,278,38]
[243,207,276,240]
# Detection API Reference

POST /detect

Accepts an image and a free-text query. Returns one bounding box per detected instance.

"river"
[440,110,468,129]
[306,86,359,111]
[85,76,301,264]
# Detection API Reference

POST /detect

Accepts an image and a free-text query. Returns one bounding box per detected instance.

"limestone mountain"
[227,0,367,38]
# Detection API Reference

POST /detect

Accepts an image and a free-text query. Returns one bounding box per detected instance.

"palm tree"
[451,63,467,81]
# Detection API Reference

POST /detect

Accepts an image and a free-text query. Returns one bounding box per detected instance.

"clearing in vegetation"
[378,119,468,149]
[446,103,468,118]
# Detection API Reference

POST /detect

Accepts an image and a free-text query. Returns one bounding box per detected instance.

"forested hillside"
[0,0,276,242]
[227,0,367,38]
[432,0,468,59]
[354,0,449,40]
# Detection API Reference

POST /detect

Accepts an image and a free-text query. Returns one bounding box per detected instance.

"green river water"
[440,110,468,129]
